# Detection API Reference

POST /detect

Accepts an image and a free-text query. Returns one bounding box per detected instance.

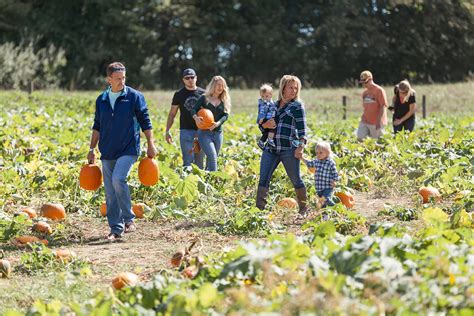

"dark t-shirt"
[171,87,205,130]
[191,95,229,133]
[394,90,416,120]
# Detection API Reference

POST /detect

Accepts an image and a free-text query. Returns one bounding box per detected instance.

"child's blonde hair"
[316,141,333,157]
[259,83,273,97]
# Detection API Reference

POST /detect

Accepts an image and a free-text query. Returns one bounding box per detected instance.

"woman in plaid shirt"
[303,141,339,207]
[256,75,309,216]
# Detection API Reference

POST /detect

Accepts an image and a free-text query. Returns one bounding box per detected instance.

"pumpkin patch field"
[0,87,473,315]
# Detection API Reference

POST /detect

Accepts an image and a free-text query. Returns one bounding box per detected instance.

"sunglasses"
[183,76,196,80]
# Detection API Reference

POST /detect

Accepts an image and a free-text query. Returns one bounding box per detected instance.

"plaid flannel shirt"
[306,158,339,190]
[269,99,307,152]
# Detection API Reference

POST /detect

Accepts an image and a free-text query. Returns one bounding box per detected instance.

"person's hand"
[165,131,173,144]
[331,181,336,188]
[294,146,304,159]
[258,118,264,124]
[87,151,95,164]
[209,122,220,131]
[147,143,158,158]
[393,119,402,126]
[193,115,203,126]
[262,118,276,129]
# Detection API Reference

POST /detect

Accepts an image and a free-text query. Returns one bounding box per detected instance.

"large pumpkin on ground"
[32,221,53,234]
[170,249,186,267]
[196,108,215,130]
[335,191,355,209]
[14,235,48,246]
[0,259,11,278]
[277,198,298,209]
[41,203,66,220]
[132,203,146,218]
[138,158,159,186]
[112,272,139,290]
[79,164,102,190]
[419,186,441,203]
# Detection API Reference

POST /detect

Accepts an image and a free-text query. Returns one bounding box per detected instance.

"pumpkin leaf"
[421,207,449,224]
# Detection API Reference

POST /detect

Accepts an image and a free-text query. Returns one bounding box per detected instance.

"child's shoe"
[267,139,276,148]
[257,139,265,150]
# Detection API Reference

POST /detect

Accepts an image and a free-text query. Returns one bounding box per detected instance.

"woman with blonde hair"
[256,75,309,216]
[191,76,231,171]
[390,79,416,133]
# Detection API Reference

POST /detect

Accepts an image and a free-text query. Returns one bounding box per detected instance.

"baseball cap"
[182,68,196,77]
[359,70,373,83]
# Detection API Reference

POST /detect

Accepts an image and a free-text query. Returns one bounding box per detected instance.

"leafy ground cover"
[0,85,473,314]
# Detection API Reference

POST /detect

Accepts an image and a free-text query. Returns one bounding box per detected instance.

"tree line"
[0,0,472,91]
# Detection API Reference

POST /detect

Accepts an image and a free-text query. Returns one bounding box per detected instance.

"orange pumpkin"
[112,272,139,290]
[196,109,215,130]
[132,203,146,218]
[41,203,66,220]
[53,249,77,262]
[277,197,298,209]
[170,249,186,267]
[14,235,48,246]
[0,259,11,278]
[32,221,53,235]
[79,164,102,191]
[335,191,355,209]
[419,186,441,203]
[138,158,159,186]
[100,202,107,217]
[20,207,37,218]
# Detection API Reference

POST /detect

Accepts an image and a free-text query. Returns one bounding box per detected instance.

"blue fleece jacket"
[92,86,153,160]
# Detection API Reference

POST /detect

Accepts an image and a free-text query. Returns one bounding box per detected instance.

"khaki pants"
[357,121,384,140]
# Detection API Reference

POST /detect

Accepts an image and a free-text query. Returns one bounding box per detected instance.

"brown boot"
[295,187,309,216]
[256,186,269,210]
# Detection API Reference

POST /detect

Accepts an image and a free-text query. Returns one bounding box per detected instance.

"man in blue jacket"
[87,62,157,241]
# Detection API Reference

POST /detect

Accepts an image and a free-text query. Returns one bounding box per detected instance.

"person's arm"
[165,105,179,143]
[88,101,101,164]
[376,89,388,129]
[87,129,99,164]
[294,103,307,159]
[192,95,205,126]
[143,129,157,158]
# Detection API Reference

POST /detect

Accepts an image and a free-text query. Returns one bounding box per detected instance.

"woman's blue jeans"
[258,148,305,189]
[197,129,223,171]
[102,155,137,235]
[180,129,204,168]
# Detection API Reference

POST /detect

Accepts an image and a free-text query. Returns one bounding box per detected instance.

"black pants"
[393,117,415,134]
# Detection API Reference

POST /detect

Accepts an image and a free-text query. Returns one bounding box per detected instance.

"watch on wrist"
[89,148,95,153]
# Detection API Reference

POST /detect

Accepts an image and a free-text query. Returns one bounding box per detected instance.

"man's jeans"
[258,148,304,189]
[180,129,203,168]
[197,129,223,171]
[102,155,137,235]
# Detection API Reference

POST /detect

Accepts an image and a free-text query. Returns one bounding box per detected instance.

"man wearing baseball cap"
[357,70,388,141]
[165,68,205,168]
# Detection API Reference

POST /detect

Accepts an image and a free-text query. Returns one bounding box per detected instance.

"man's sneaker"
[267,139,276,148]
[106,232,122,241]
[124,221,137,233]
[257,139,265,150]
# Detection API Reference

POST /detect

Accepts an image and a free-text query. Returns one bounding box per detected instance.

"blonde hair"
[359,70,373,83]
[259,83,273,97]
[205,76,231,113]
[397,80,415,103]
[278,75,301,101]
[316,141,333,157]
